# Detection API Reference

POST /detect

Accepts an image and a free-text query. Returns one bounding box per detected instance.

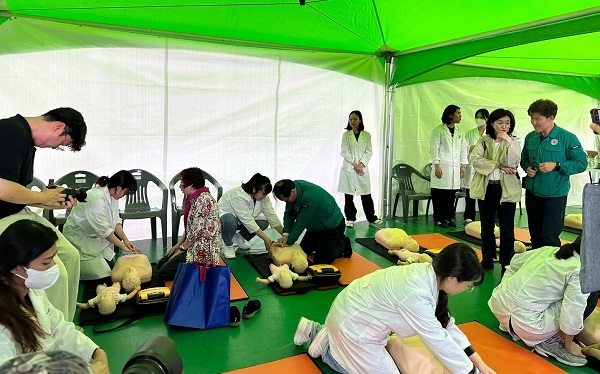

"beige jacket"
[470,135,521,203]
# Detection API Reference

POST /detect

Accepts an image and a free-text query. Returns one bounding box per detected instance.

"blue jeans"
[220,213,268,246]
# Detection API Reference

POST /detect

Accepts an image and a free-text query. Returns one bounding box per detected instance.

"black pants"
[157,251,187,282]
[431,188,457,222]
[344,194,378,222]
[300,219,347,264]
[525,190,567,249]
[478,184,516,268]
[463,188,478,221]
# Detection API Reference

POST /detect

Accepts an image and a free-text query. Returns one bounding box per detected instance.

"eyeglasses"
[466,283,475,293]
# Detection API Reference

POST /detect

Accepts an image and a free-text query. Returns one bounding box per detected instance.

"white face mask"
[475,118,486,127]
[14,264,60,290]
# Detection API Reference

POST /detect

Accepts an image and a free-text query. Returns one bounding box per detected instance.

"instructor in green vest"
[273,179,351,264]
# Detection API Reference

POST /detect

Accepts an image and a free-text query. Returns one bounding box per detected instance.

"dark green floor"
[79,207,593,374]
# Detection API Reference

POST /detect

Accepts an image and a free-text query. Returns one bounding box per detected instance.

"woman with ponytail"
[488,235,593,367]
[63,170,139,280]
[294,243,494,374]
[0,220,108,373]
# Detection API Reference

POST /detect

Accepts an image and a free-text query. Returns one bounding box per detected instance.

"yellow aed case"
[307,264,341,282]
[137,287,170,304]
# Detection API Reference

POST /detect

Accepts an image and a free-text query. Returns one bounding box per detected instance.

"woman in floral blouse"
[157,167,222,281]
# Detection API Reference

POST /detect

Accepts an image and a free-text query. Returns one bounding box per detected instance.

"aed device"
[307,264,341,282]
[137,287,170,304]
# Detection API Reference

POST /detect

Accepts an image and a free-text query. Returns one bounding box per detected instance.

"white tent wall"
[393,77,598,218]
[0,33,384,241]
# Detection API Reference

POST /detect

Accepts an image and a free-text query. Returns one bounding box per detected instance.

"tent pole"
[381,53,395,219]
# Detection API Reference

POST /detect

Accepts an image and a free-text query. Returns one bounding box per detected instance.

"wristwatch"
[555,162,562,171]
[179,245,187,251]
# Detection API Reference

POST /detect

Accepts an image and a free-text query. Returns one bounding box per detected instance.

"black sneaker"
[446,219,457,227]
[230,306,241,327]
[435,221,448,228]
[242,300,262,319]
[480,261,494,270]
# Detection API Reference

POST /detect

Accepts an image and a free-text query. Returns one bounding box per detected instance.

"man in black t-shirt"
[0,108,87,322]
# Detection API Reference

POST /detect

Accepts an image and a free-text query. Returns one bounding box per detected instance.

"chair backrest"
[27,176,47,191]
[392,163,430,195]
[55,170,99,190]
[26,177,50,220]
[125,169,168,213]
[169,170,223,212]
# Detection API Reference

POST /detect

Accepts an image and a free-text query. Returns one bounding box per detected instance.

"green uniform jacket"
[283,180,343,244]
[520,125,587,198]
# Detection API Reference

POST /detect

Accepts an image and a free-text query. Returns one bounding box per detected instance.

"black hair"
[180,167,205,189]
[485,109,516,139]
[441,105,460,125]
[0,220,59,353]
[242,173,273,195]
[42,108,87,152]
[432,243,483,327]
[96,170,137,195]
[273,179,296,198]
[555,235,582,260]
[474,108,489,120]
[528,99,558,118]
[344,110,365,132]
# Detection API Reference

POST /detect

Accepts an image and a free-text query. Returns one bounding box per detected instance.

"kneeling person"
[273,179,351,264]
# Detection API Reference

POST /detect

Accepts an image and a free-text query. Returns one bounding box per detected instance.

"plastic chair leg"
[393,193,400,218]
[160,216,167,249]
[402,197,409,223]
[150,217,157,238]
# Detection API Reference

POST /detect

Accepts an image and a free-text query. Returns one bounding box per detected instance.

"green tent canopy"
[1,0,599,98]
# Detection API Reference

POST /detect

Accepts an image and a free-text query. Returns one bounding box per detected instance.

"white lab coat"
[462,126,484,189]
[218,186,282,233]
[337,130,373,195]
[0,289,97,366]
[488,246,588,346]
[325,264,474,374]
[430,125,468,190]
[63,186,121,280]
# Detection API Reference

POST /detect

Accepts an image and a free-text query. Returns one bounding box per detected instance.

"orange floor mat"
[459,321,567,374]
[307,252,382,286]
[223,353,322,374]
[513,227,570,245]
[164,259,248,301]
[412,233,482,261]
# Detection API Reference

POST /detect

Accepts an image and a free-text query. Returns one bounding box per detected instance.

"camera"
[122,336,183,374]
[47,185,88,202]
[592,109,600,125]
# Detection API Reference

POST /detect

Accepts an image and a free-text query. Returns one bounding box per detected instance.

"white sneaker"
[308,326,329,358]
[346,221,354,228]
[222,245,237,259]
[232,232,251,250]
[294,317,318,345]
[371,219,384,225]
[465,219,473,224]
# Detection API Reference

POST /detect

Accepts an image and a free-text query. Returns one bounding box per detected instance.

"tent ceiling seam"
[453,61,598,78]
[393,6,600,57]
[0,11,379,56]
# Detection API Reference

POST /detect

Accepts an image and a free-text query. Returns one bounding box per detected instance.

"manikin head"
[291,251,308,274]
[122,267,141,292]
[278,269,294,289]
